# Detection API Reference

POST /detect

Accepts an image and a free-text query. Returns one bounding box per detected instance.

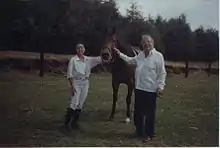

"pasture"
[0,70,218,147]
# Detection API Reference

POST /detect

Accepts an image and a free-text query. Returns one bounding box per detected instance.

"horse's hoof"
[125,118,131,123]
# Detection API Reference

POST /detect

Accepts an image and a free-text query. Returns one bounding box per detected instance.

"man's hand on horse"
[113,48,120,55]
[156,88,163,98]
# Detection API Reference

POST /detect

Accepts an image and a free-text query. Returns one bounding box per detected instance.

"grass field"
[0,71,219,146]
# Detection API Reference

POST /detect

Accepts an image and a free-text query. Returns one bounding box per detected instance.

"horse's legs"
[125,84,133,123]
[109,81,119,120]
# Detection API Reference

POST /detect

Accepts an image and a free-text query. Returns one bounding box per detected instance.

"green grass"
[0,71,218,146]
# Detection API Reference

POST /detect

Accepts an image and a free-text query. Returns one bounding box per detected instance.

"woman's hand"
[71,86,76,96]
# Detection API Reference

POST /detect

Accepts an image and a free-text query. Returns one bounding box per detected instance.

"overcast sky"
[115,0,219,30]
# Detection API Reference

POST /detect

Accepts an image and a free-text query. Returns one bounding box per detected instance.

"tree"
[126,1,144,23]
[153,15,167,56]
[163,14,193,62]
[204,28,219,63]
[31,0,69,77]
[194,26,206,61]
[203,28,218,76]
[0,0,27,49]
[0,0,218,67]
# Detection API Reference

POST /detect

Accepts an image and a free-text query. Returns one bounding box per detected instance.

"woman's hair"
[76,43,85,50]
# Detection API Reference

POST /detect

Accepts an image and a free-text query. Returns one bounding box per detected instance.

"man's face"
[141,36,154,52]
[76,44,85,56]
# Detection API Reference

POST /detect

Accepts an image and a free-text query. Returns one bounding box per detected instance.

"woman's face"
[76,44,85,56]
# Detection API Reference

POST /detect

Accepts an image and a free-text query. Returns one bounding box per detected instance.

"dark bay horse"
[101,28,140,122]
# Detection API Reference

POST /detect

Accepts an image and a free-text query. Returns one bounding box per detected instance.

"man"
[113,35,167,141]
[64,43,102,131]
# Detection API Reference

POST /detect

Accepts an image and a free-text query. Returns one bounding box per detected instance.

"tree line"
[1,0,219,63]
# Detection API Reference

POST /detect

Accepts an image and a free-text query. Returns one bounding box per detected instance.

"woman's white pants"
[68,79,89,110]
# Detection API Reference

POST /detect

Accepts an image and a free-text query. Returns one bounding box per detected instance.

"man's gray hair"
[141,34,154,44]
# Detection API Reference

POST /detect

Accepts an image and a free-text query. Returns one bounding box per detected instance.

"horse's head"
[101,27,119,64]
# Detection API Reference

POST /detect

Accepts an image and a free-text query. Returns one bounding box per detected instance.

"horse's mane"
[116,33,141,57]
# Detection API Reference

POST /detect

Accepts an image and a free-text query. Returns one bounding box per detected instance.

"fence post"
[39,51,44,77]
[207,62,211,77]
[185,60,189,78]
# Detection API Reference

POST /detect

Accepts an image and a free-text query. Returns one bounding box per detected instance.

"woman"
[64,43,102,131]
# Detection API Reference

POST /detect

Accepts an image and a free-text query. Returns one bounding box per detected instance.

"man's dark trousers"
[134,89,157,138]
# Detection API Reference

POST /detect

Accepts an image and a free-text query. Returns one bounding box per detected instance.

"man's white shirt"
[119,48,167,93]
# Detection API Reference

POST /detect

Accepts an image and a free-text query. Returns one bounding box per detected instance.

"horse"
[100,27,141,123]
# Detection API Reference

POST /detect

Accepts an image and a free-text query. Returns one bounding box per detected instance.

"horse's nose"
[102,52,110,60]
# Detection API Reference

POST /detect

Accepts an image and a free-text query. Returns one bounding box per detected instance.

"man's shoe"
[152,133,156,137]
[142,136,153,143]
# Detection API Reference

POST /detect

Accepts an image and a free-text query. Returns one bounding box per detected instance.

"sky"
[115,0,219,31]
